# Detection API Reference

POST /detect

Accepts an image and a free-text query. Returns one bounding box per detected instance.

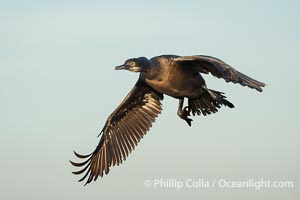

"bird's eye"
[130,62,135,66]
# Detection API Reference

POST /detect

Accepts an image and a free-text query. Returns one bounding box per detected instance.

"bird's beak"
[115,64,128,70]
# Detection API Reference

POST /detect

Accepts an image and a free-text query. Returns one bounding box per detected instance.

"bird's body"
[145,55,206,98]
[71,54,266,185]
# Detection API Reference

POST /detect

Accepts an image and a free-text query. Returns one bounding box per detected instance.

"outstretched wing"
[70,80,163,185]
[174,55,266,92]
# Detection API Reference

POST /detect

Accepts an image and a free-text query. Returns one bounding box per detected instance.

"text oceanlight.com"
[143,178,294,190]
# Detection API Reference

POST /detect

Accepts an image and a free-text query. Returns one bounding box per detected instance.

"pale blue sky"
[1,1,299,199]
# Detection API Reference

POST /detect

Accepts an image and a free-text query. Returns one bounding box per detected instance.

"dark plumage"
[70,54,265,185]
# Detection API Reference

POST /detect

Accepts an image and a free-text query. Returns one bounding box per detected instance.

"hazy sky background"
[1,0,299,199]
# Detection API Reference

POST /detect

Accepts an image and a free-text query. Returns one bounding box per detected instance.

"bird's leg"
[177,98,193,126]
[202,85,217,100]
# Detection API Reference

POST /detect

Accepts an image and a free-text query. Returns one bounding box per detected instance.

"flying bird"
[70,55,265,185]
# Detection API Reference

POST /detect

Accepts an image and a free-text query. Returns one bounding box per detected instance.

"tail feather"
[188,89,234,116]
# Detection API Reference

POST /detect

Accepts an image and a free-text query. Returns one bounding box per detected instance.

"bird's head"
[115,57,150,73]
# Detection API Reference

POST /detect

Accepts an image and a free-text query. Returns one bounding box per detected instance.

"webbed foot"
[178,106,193,126]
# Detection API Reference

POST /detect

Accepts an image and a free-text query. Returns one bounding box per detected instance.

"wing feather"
[71,81,163,185]
[174,55,266,91]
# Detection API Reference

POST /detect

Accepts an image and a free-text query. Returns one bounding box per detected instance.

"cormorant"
[70,55,265,185]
